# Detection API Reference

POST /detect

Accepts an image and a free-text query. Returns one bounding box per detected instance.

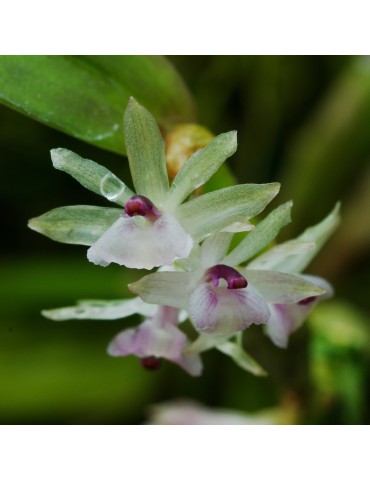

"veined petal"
[176,183,280,242]
[189,282,270,335]
[51,148,134,206]
[164,131,237,209]
[247,240,315,271]
[200,233,234,269]
[108,306,202,376]
[42,297,155,321]
[28,205,121,246]
[243,269,326,304]
[224,201,293,266]
[124,98,169,206]
[87,212,193,269]
[129,271,193,310]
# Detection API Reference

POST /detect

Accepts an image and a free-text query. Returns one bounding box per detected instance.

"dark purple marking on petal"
[124,195,161,222]
[205,264,248,289]
[140,356,162,370]
[298,296,317,306]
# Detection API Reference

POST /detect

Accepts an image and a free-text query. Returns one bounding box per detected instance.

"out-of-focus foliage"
[0,56,369,424]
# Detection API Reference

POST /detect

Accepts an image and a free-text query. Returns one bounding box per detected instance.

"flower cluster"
[29,98,340,377]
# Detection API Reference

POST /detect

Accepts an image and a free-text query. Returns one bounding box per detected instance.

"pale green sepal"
[174,243,201,272]
[129,271,192,310]
[284,203,341,274]
[177,183,280,242]
[185,333,231,354]
[247,240,315,271]
[217,342,267,376]
[51,148,134,206]
[42,297,155,321]
[243,269,326,304]
[164,131,237,209]
[200,232,234,268]
[28,205,121,246]
[224,201,293,266]
[123,98,169,205]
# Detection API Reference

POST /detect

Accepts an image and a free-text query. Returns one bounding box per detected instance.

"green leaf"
[51,148,134,206]
[177,183,280,242]
[123,98,169,205]
[28,205,121,246]
[165,131,238,208]
[217,342,267,376]
[0,56,195,155]
[224,201,293,266]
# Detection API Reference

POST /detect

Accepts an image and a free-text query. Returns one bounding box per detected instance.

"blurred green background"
[1,56,369,424]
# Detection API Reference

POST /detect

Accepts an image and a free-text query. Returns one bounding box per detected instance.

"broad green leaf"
[51,148,134,206]
[164,131,237,208]
[0,56,195,155]
[242,270,325,304]
[224,201,293,266]
[28,205,121,246]
[42,297,155,321]
[177,183,280,242]
[123,98,169,205]
[217,342,267,376]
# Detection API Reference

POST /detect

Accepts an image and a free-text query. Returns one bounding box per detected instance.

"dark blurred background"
[1,56,369,424]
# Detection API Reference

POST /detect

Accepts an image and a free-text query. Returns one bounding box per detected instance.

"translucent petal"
[164,131,237,209]
[217,342,267,376]
[189,282,270,335]
[243,269,326,304]
[224,201,293,266]
[246,240,315,271]
[28,205,121,246]
[51,148,134,206]
[129,271,193,310]
[108,306,202,376]
[87,212,193,269]
[176,183,280,242]
[42,297,155,321]
[123,98,169,206]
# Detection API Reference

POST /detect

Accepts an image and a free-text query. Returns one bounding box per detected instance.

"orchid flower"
[129,203,340,372]
[28,98,280,270]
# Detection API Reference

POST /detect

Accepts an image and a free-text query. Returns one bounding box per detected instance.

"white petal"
[189,283,270,335]
[87,212,193,269]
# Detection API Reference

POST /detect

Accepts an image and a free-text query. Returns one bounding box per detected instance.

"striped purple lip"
[205,264,248,289]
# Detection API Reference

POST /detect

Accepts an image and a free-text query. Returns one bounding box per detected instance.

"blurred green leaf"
[0,56,196,155]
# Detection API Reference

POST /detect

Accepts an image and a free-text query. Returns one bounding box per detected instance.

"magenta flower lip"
[124,195,161,221]
[205,264,248,289]
[140,356,162,370]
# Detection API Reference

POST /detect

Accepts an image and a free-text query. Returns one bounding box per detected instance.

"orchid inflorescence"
[29,98,340,377]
